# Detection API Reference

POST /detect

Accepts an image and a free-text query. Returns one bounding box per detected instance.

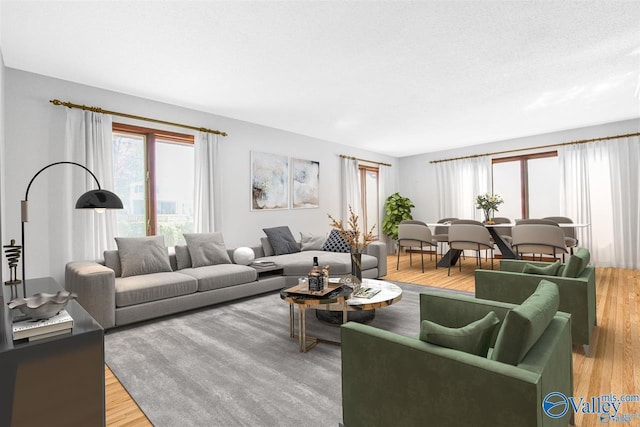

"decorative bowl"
[8,290,77,319]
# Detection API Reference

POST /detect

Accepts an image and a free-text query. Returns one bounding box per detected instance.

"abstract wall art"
[292,158,320,209]
[251,151,289,210]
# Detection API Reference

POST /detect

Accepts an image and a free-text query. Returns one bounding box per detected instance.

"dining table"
[426,222,590,268]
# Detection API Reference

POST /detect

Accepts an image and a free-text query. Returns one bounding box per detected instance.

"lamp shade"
[75,189,124,209]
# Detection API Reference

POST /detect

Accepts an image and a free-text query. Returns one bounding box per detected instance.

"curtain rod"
[429,132,640,164]
[50,99,228,137]
[340,154,392,167]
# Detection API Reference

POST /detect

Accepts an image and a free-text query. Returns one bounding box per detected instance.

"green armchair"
[341,289,574,427]
[475,255,596,356]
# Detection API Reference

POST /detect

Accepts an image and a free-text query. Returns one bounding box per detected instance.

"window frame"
[358,164,380,238]
[492,150,557,219]
[112,123,194,236]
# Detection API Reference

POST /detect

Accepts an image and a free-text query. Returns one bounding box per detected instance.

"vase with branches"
[328,206,375,283]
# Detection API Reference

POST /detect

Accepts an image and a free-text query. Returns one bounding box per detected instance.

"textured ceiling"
[1,0,639,157]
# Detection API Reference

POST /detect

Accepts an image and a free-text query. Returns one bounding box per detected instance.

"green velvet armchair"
[341,290,574,427]
[475,256,596,356]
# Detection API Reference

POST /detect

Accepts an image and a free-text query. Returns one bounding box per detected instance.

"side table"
[1,277,105,426]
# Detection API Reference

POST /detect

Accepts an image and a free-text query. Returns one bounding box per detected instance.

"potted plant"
[381,192,415,241]
[474,193,504,224]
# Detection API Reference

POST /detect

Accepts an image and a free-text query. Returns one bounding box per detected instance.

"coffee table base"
[315,309,376,324]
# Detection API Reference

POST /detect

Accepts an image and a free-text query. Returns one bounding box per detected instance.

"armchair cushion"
[491,280,559,365]
[561,247,590,278]
[115,236,172,278]
[523,260,561,276]
[419,311,500,357]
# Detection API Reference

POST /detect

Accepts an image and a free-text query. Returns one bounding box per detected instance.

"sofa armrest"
[65,261,116,329]
[364,241,387,277]
[341,321,569,427]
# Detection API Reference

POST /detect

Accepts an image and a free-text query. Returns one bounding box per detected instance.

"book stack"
[251,260,277,268]
[12,309,74,342]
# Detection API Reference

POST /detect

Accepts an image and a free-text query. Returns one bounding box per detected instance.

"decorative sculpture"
[3,239,22,299]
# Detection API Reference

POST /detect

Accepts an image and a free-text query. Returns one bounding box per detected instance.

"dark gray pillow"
[115,236,172,278]
[263,226,301,255]
[184,232,232,267]
[323,229,351,253]
[420,311,500,357]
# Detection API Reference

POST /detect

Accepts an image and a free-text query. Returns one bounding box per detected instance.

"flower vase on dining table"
[484,209,495,225]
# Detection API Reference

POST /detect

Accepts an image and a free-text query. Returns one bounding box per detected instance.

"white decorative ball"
[233,247,255,265]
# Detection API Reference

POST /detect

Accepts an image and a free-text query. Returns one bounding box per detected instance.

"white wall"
[399,118,640,223]
[4,68,398,283]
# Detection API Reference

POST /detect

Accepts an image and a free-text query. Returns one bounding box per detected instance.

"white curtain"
[435,156,492,220]
[194,132,222,233]
[378,163,398,253]
[559,136,639,268]
[340,157,361,221]
[56,109,116,277]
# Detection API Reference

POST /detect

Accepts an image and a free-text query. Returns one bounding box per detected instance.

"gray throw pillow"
[491,279,559,366]
[300,232,326,251]
[260,237,275,257]
[174,245,192,270]
[323,229,351,253]
[184,233,232,268]
[115,236,172,278]
[523,260,562,276]
[420,311,500,357]
[263,226,301,255]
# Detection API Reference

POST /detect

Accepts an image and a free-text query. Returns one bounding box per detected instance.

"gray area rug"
[105,283,471,427]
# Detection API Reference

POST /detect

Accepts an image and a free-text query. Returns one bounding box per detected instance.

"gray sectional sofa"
[65,233,387,329]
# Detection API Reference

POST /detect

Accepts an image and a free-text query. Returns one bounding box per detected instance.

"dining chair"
[543,216,578,255]
[396,220,438,273]
[511,223,567,262]
[447,223,493,275]
[432,217,458,261]
[514,218,559,226]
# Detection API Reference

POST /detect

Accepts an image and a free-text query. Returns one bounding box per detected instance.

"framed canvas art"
[251,151,289,210]
[292,158,319,209]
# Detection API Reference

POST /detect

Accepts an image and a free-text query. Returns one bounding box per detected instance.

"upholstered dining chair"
[511,223,567,261]
[432,217,458,261]
[543,216,578,255]
[396,220,438,273]
[447,223,493,275]
[515,218,559,226]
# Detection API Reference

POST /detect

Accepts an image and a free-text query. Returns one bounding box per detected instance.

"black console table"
[0,277,105,426]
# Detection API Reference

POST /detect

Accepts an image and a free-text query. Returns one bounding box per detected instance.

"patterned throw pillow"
[323,229,351,253]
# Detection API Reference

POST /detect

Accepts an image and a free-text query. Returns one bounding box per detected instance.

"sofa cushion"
[261,237,275,257]
[300,232,326,251]
[115,272,198,307]
[104,250,122,277]
[180,264,258,292]
[175,245,192,270]
[491,280,559,366]
[184,232,231,268]
[263,226,301,255]
[323,229,351,253]
[523,260,562,276]
[115,236,172,278]
[419,311,500,357]
[561,247,590,278]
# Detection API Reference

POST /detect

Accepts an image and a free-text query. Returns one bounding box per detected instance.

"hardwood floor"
[105,254,640,426]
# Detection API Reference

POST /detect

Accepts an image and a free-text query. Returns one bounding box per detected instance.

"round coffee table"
[315,279,403,324]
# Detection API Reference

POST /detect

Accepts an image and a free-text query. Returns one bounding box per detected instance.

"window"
[359,165,379,238]
[492,151,559,220]
[112,123,195,246]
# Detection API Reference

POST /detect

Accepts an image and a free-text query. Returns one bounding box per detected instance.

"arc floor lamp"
[19,161,123,297]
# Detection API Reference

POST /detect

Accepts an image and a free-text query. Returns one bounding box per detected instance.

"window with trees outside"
[112,123,195,246]
[359,165,379,238]
[492,151,560,221]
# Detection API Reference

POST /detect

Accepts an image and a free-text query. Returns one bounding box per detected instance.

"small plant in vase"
[328,206,375,285]
[474,193,504,224]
